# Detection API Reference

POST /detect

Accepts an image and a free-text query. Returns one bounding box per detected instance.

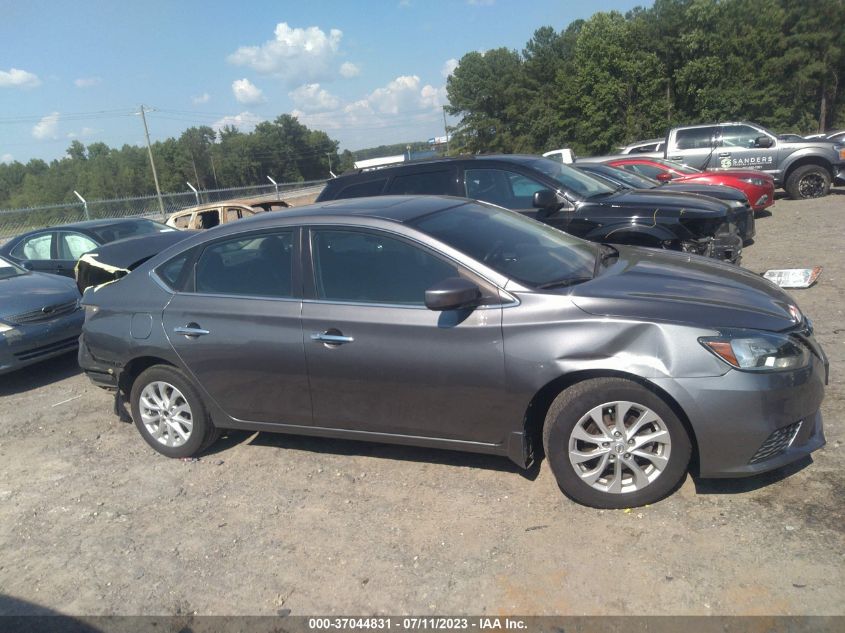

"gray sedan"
[0,255,83,374]
[78,196,827,508]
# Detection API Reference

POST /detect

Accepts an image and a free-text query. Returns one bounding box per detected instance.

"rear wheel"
[785,165,831,199]
[130,365,220,458]
[543,378,691,508]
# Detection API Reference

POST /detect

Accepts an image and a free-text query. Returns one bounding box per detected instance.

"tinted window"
[336,179,387,199]
[721,124,763,148]
[88,219,170,242]
[527,158,616,199]
[59,232,99,259]
[195,231,293,298]
[584,165,657,188]
[412,202,597,288]
[674,127,716,150]
[311,229,458,305]
[157,253,191,290]
[625,163,666,179]
[465,168,548,209]
[12,233,52,260]
[387,170,453,195]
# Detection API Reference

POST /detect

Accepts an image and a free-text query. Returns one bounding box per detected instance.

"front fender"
[587,223,678,246]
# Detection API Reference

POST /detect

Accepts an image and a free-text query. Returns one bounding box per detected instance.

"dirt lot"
[0,191,843,617]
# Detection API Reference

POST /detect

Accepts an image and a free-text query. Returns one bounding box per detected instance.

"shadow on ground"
[693,456,812,494]
[0,351,80,397]
[205,429,542,480]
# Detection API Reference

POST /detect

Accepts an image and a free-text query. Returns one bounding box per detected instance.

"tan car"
[166,197,290,230]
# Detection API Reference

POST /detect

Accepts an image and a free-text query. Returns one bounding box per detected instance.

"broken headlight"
[699,330,810,371]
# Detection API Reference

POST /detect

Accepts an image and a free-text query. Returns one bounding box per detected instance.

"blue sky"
[1,0,647,163]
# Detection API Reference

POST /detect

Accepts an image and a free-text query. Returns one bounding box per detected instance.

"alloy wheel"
[139,381,194,447]
[798,173,826,198]
[567,401,672,494]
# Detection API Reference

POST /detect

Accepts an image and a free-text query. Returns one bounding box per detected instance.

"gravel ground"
[0,191,843,617]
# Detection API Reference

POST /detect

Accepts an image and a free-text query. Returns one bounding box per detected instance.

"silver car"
[0,255,83,374]
[79,196,828,508]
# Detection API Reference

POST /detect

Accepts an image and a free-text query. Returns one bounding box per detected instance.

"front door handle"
[668,156,683,161]
[174,325,210,338]
[311,331,354,345]
[718,152,731,157]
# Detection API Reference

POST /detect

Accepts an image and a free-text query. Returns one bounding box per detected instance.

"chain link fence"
[0,180,327,242]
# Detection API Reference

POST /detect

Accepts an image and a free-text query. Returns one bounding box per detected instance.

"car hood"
[0,271,80,319]
[660,182,746,202]
[704,169,774,181]
[587,189,729,216]
[569,246,801,332]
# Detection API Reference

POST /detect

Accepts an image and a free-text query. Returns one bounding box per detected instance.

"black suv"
[317,155,745,263]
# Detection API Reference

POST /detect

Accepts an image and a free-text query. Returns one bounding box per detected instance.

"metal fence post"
[73,191,89,220]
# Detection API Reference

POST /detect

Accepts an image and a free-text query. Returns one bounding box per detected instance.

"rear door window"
[336,179,388,198]
[386,170,453,195]
[674,127,717,150]
[194,231,294,298]
[12,233,53,260]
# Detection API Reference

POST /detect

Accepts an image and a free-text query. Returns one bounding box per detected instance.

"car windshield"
[412,201,598,288]
[654,158,700,174]
[583,165,658,189]
[527,157,616,199]
[0,255,27,280]
[89,219,174,243]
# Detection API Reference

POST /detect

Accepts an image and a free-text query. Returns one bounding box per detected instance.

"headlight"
[699,330,810,371]
[835,144,845,160]
[741,177,765,186]
[0,321,15,334]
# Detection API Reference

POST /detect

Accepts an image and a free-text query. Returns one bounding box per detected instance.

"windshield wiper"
[536,276,593,290]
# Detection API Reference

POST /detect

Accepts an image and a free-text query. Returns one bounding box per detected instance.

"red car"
[606,157,775,213]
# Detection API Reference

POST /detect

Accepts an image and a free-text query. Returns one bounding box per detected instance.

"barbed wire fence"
[0,180,327,242]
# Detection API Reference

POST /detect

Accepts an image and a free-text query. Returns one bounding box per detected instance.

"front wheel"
[129,365,221,458]
[785,165,831,199]
[543,378,691,508]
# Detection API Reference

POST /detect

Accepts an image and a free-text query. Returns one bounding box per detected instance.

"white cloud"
[74,77,101,88]
[192,92,211,104]
[339,62,360,78]
[228,22,343,84]
[289,83,340,112]
[67,127,98,140]
[1,153,13,163]
[441,58,459,79]
[0,67,41,89]
[232,78,265,104]
[32,112,60,140]
[211,111,263,132]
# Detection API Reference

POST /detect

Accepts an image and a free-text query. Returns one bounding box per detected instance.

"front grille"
[749,421,802,464]
[6,300,79,325]
[13,336,79,361]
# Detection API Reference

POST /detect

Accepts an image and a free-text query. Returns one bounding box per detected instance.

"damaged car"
[79,197,827,508]
[316,155,745,263]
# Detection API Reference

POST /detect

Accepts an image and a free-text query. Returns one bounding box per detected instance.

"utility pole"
[442,106,450,155]
[210,154,219,189]
[139,105,166,220]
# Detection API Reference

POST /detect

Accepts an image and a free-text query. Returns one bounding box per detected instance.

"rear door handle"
[174,326,210,337]
[311,332,354,345]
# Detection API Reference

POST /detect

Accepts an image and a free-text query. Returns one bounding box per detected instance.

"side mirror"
[754,135,774,148]
[532,189,558,209]
[21,261,34,270]
[425,277,481,311]
[655,172,673,182]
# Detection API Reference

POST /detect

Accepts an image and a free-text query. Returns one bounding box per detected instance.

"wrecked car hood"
[569,245,801,332]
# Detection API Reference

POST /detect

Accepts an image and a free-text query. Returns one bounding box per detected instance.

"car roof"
[335,154,545,179]
[0,217,163,244]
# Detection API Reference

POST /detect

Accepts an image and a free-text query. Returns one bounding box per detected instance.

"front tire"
[542,378,691,508]
[130,365,220,458]
[785,165,831,199]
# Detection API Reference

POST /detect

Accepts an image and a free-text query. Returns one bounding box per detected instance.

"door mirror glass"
[532,189,558,209]
[424,277,481,311]
[755,135,774,148]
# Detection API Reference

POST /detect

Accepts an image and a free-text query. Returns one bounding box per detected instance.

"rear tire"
[542,378,691,508]
[785,165,831,199]
[130,365,220,458]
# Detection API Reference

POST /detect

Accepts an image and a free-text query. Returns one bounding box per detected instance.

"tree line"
[0,115,340,209]
[446,0,845,155]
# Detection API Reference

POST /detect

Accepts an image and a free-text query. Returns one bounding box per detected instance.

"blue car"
[0,255,83,374]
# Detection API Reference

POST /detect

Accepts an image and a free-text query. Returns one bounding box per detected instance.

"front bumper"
[652,344,828,478]
[0,309,84,375]
[712,222,743,264]
[750,183,775,212]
